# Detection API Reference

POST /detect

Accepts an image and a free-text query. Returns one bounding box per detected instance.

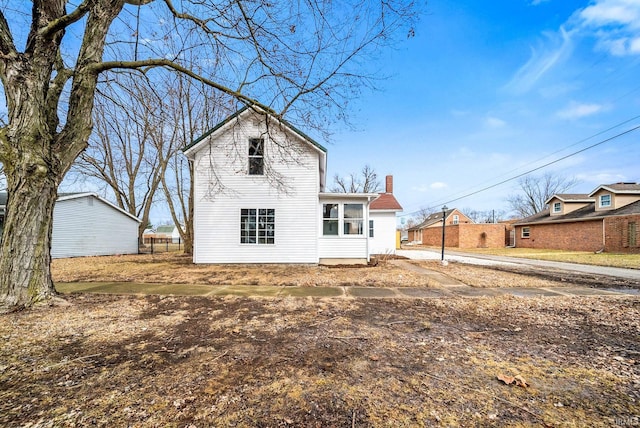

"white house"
[369,175,403,255]
[183,107,402,264]
[51,193,141,258]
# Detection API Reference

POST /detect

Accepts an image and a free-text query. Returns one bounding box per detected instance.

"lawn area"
[409,246,640,269]
[51,253,439,288]
[1,293,638,427]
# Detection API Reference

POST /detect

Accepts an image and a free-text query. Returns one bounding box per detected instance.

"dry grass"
[1,293,638,427]
[425,246,640,269]
[52,253,439,288]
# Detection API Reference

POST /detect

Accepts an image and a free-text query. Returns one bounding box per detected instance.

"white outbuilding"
[51,193,141,259]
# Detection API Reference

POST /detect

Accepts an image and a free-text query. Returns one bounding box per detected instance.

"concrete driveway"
[397,248,640,282]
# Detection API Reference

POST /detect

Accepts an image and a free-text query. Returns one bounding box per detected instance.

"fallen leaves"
[497,373,529,388]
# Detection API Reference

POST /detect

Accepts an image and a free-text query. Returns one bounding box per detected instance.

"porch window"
[248,138,264,175]
[322,204,339,235]
[344,204,363,235]
[553,202,561,213]
[599,194,611,208]
[521,227,530,238]
[241,208,274,244]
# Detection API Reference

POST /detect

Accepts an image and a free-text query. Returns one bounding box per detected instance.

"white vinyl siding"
[51,195,140,259]
[192,113,320,263]
[368,211,398,255]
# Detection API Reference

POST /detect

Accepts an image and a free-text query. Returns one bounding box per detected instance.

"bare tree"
[460,208,507,223]
[72,72,165,243]
[156,74,227,255]
[0,1,417,309]
[506,173,580,218]
[331,165,382,193]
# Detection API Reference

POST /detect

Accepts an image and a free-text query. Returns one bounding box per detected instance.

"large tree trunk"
[0,171,59,309]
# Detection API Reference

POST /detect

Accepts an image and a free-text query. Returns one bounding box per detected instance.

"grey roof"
[589,182,640,196]
[408,209,454,230]
[515,200,640,226]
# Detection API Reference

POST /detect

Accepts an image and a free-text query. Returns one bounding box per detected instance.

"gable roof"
[370,193,403,211]
[545,193,593,204]
[515,200,640,226]
[183,106,327,156]
[57,192,141,223]
[589,182,640,196]
[183,105,328,191]
[408,209,452,230]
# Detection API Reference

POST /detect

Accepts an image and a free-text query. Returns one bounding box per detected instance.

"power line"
[399,122,640,218]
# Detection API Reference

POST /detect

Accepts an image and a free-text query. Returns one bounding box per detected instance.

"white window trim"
[240,208,275,245]
[453,214,459,225]
[553,202,561,213]
[322,202,365,237]
[521,227,530,238]
[599,194,611,208]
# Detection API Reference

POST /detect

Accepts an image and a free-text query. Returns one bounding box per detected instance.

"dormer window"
[248,138,264,175]
[599,194,611,208]
[553,202,561,213]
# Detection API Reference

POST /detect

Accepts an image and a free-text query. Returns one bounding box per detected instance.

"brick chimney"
[385,175,393,194]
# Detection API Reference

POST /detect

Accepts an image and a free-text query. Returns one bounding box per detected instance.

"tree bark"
[0,163,59,309]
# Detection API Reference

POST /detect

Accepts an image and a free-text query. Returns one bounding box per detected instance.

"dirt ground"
[51,253,438,288]
[1,294,638,427]
[1,254,638,427]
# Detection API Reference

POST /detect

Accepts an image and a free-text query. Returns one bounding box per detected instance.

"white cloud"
[430,182,448,189]
[530,0,551,5]
[556,101,604,119]
[485,116,506,129]
[579,0,640,29]
[503,26,574,94]
[575,0,640,56]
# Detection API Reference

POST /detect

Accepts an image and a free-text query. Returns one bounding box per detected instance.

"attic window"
[453,215,459,225]
[553,202,561,213]
[248,138,264,175]
[599,194,611,208]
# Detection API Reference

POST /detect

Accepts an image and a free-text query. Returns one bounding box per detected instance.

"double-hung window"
[453,214,459,225]
[369,220,374,238]
[248,138,264,175]
[343,204,363,235]
[599,194,611,208]
[521,227,530,238]
[553,202,561,213]
[322,203,364,236]
[241,208,275,244]
[322,204,339,235]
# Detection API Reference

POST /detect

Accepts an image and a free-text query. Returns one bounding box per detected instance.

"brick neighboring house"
[514,182,640,253]
[407,208,506,248]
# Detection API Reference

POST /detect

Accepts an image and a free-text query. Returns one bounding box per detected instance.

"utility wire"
[399,123,640,218]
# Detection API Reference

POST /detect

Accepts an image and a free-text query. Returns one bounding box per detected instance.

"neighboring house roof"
[155,225,176,234]
[370,193,403,211]
[409,209,453,230]
[515,200,640,226]
[545,193,593,204]
[588,182,640,196]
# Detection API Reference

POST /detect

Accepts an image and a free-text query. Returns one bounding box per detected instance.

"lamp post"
[441,205,448,262]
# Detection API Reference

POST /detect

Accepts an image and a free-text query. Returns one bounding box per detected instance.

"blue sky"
[324,0,640,221]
